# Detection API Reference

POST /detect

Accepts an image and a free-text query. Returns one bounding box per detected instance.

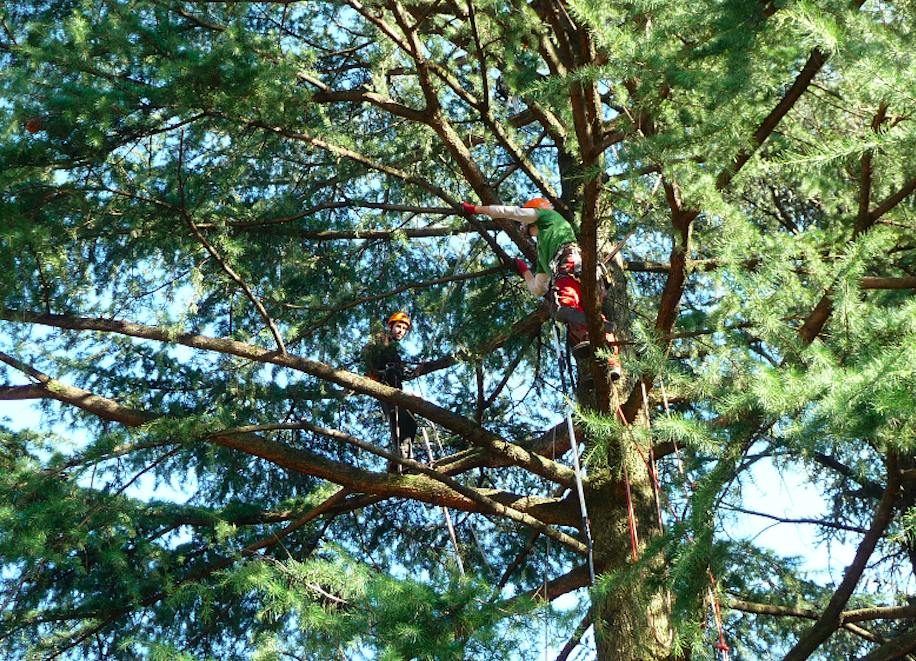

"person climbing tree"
[361,311,425,474]
[461,199,622,382]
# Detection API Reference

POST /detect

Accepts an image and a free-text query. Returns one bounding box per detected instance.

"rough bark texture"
[591,444,673,661]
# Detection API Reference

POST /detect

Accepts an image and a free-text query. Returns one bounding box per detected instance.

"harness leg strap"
[554,306,617,333]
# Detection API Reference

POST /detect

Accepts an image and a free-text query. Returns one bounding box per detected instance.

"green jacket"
[532,208,577,275]
[361,331,410,388]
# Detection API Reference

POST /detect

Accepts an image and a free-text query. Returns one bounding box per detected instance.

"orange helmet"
[523,197,552,210]
[388,311,411,329]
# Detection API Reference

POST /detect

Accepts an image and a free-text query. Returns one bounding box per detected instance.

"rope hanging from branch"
[610,378,730,660]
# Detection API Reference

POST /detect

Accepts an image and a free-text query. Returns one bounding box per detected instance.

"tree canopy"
[3,0,916,660]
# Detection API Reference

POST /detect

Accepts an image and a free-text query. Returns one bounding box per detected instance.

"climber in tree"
[361,311,426,474]
[462,198,622,381]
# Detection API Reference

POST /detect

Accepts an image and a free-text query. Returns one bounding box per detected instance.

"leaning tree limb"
[782,453,902,661]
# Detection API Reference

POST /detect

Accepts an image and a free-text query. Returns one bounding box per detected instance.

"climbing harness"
[548,242,613,302]
[548,242,582,281]
[546,241,618,357]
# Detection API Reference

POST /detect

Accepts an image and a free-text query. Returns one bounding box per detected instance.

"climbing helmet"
[523,197,552,210]
[388,311,411,329]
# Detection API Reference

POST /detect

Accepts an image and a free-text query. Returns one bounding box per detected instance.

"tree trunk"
[589,444,675,661]
[589,235,674,661]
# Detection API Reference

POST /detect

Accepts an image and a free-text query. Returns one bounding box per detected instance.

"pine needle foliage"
[4,0,916,660]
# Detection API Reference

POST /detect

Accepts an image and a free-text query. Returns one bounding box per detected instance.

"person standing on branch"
[361,312,424,474]
[461,199,622,381]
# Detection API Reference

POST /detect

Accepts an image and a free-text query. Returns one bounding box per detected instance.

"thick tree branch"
[0,360,579,526]
[435,419,577,475]
[782,452,902,661]
[715,1,868,190]
[861,276,916,290]
[856,626,916,661]
[619,180,696,423]
[727,598,914,646]
[521,562,591,603]
[215,426,578,523]
[2,313,560,478]
[856,104,888,237]
[716,47,827,190]
[294,419,587,554]
[0,384,51,400]
[2,311,579,488]
[308,87,430,123]
[870,172,916,224]
[96,413,574,529]
[0,351,154,427]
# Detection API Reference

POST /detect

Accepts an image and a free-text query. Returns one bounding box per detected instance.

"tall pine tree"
[3,0,916,659]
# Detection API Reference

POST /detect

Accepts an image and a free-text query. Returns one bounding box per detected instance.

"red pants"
[554,275,618,353]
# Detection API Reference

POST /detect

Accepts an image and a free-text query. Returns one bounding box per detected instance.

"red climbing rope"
[613,386,640,562]
[709,573,730,660]
[614,378,730,660]
[622,458,640,563]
